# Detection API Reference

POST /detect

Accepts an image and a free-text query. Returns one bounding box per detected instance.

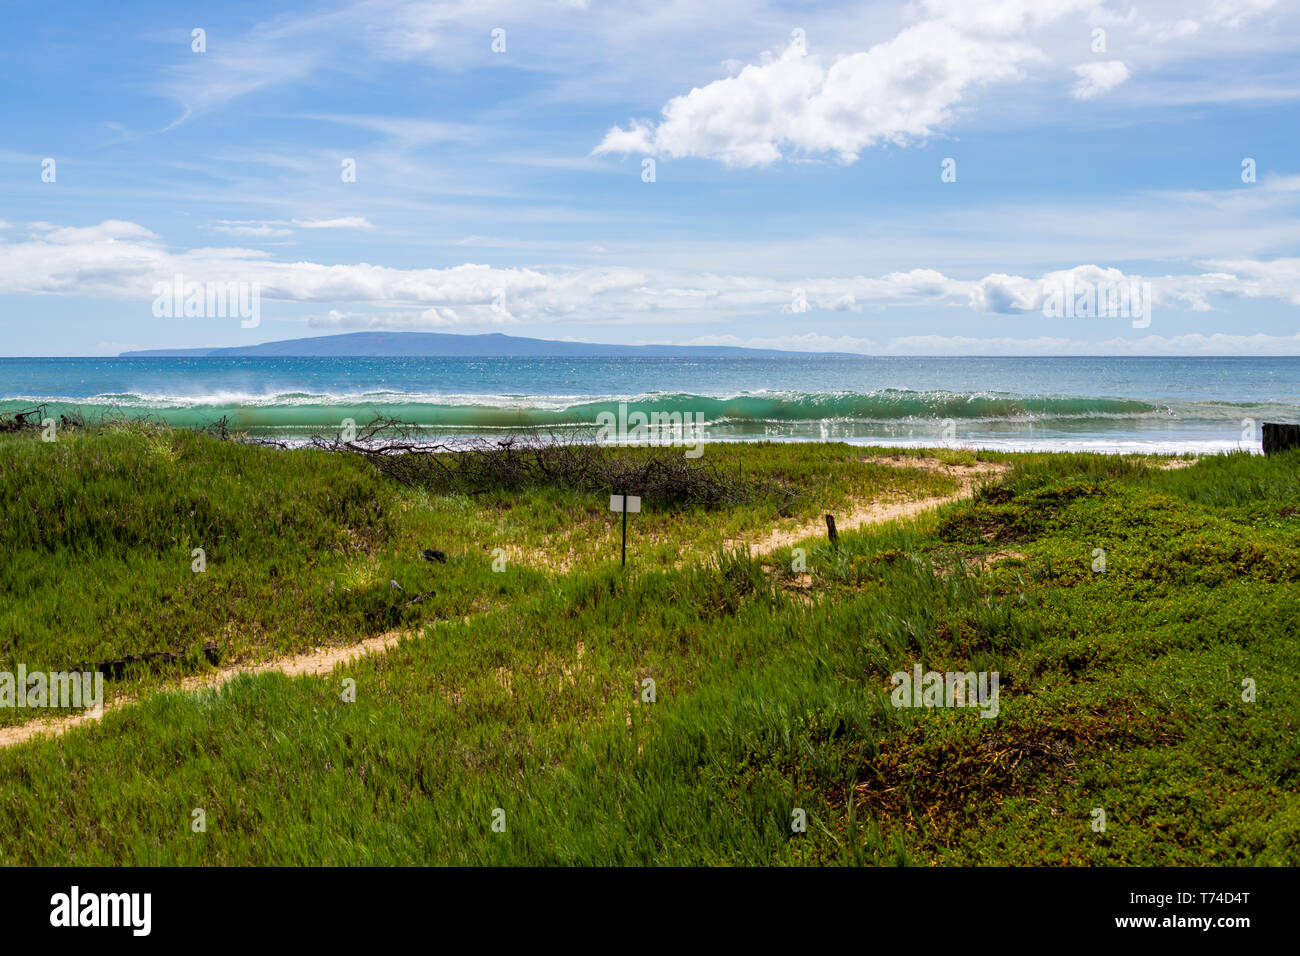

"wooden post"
[1262,422,1300,456]
[610,494,640,567]
[825,514,838,546]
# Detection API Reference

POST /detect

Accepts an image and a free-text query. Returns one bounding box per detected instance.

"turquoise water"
[2,355,1297,453]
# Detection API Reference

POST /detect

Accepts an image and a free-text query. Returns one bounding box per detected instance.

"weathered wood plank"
[1262,422,1300,455]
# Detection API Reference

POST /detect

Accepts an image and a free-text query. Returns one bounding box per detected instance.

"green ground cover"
[0,424,1294,865]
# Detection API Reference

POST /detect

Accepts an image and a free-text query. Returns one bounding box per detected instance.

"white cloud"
[593,0,1298,166]
[1071,60,1131,100]
[293,217,374,230]
[28,220,157,244]
[307,307,516,331]
[211,222,294,238]
[4,221,1299,337]
[211,217,374,237]
[1206,256,1300,304]
[696,331,1300,356]
[594,1,1125,166]
[595,13,1048,166]
[969,273,1044,313]
[1206,0,1279,29]
[881,331,1300,355]
[161,0,706,125]
[593,120,655,156]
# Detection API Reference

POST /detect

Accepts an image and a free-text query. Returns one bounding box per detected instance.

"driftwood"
[311,418,778,508]
[1262,422,1300,456]
[0,404,49,433]
[72,641,220,679]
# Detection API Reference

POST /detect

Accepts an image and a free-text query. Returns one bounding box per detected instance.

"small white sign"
[609,494,641,513]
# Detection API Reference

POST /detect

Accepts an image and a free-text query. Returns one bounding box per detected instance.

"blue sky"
[1,0,1299,355]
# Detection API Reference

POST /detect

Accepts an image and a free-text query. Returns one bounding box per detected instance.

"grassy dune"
[0,426,1296,865]
[0,425,956,721]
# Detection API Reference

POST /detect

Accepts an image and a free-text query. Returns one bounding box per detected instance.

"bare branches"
[0,404,49,433]
[312,418,777,507]
[310,416,458,487]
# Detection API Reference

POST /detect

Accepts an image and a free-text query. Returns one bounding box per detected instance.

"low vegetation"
[0,423,1295,865]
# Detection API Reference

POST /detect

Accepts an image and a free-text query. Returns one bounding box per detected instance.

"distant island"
[119,331,859,359]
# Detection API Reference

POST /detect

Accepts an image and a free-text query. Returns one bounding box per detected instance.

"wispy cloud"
[210,217,375,237]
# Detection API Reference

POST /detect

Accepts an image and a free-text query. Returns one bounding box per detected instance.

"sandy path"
[741,457,1009,554]
[0,629,410,750]
[0,456,1012,750]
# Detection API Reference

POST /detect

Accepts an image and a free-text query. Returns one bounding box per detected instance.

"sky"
[1,0,1299,356]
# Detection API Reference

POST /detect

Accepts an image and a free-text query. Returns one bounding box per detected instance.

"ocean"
[2,355,1297,453]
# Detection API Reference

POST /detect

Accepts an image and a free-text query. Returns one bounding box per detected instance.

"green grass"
[0,425,956,722]
[0,427,1295,865]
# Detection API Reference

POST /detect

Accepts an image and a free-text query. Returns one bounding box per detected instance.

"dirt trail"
[0,456,1011,750]
[0,629,411,750]
[741,456,1009,554]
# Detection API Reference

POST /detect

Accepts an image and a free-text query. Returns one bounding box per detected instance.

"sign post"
[609,493,641,567]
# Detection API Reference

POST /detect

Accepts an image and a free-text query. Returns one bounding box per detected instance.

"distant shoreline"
[113,330,861,359]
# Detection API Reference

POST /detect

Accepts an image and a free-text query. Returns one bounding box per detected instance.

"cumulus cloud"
[1070,60,1131,99]
[4,220,1298,329]
[595,16,1045,166]
[1206,256,1300,304]
[593,0,1288,166]
[595,0,1115,166]
[969,273,1044,313]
